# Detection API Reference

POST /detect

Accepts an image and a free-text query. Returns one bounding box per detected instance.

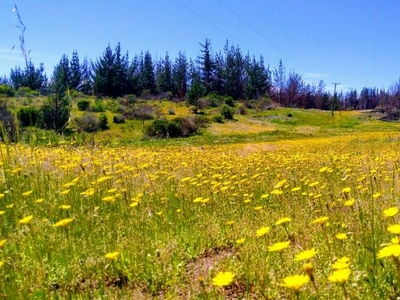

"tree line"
[1,39,400,111]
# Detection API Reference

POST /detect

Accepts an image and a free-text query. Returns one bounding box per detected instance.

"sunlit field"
[2,131,400,299]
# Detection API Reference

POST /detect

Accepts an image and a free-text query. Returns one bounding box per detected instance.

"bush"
[99,114,109,130]
[17,107,40,127]
[73,113,100,133]
[0,100,18,142]
[0,84,15,97]
[77,100,90,111]
[16,87,39,97]
[113,115,126,124]
[224,96,235,108]
[123,104,159,120]
[238,104,247,115]
[212,115,225,123]
[91,99,105,112]
[220,104,235,120]
[145,116,208,138]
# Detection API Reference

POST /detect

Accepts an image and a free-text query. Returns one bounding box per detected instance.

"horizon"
[1,1,400,94]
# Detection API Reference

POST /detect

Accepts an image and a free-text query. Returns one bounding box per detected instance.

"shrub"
[73,113,100,133]
[113,115,126,124]
[140,89,152,100]
[238,104,247,115]
[145,116,208,138]
[0,84,15,97]
[17,107,40,127]
[104,99,119,113]
[212,115,225,123]
[77,100,90,111]
[224,96,235,108]
[91,99,105,112]
[0,100,18,142]
[221,104,235,120]
[168,107,176,115]
[99,114,109,130]
[16,87,39,97]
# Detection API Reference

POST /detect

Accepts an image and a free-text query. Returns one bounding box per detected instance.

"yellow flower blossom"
[105,251,120,260]
[384,207,399,217]
[342,187,351,194]
[328,268,351,284]
[212,271,235,287]
[21,190,33,197]
[53,218,74,228]
[388,224,400,235]
[256,226,271,237]
[295,248,318,261]
[311,216,329,225]
[19,215,33,225]
[280,274,310,292]
[0,239,6,248]
[377,244,400,259]
[335,233,347,240]
[275,217,291,226]
[268,241,290,252]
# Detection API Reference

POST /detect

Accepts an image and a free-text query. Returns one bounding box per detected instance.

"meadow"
[2,109,400,298]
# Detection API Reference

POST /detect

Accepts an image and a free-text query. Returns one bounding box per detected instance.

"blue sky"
[1,0,399,93]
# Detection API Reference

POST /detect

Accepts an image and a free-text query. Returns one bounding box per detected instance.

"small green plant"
[220,104,235,120]
[113,115,126,124]
[77,100,90,111]
[0,84,15,97]
[99,113,109,130]
[17,107,40,127]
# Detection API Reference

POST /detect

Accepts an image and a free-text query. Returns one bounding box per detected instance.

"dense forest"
[1,39,400,111]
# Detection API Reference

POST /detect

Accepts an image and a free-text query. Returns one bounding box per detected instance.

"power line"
[174,0,258,54]
[217,0,304,67]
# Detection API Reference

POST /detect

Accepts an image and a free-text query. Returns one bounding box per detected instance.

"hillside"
[2,94,399,147]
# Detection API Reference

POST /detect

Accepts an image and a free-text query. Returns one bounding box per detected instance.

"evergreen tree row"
[3,39,400,111]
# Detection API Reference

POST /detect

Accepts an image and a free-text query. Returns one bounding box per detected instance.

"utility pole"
[332,82,340,116]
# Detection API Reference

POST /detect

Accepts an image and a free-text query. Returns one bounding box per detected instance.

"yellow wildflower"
[384,207,399,217]
[280,274,310,292]
[256,226,271,237]
[268,241,290,252]
[328,268,351,284]
[387,224,400,235]
[21,190,33,197]
[295,248,318,261]
[275,217,291,226]
[53,218,74,228]
[311,216,329,225]
[212,271,235,287]
[377,244,400,259]
[342,187,351,194]
[236,238,245,244]
[19,215,33,225]
[0,239,6,248]
[335,233,347,240]
[105,251,120,260]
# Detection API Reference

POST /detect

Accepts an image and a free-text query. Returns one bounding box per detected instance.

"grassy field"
[1,106,400,298]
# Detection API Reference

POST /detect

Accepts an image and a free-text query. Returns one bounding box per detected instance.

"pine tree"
[197,39,215,95]
[156,53,173,94]
[224,42,245,99]
[52,55,70,100]
[273,59,286,105]
[246,55,271,99]
[10,60,46,91]
[140,51,156,94]
[69,50,82,91]
[92,44,115,97]
[172,52,188,98]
